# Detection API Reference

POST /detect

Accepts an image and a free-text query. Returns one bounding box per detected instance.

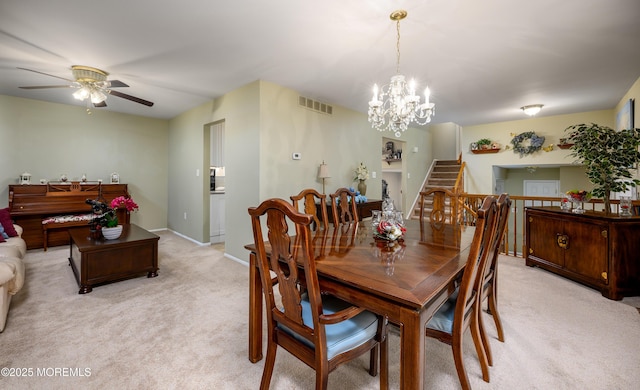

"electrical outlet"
[372,171,377,179]
[184,212,187,220]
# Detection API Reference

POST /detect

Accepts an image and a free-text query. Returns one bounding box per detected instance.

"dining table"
[245,218,476,390]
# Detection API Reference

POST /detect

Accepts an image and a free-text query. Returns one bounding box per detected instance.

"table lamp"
[317,161,330,194]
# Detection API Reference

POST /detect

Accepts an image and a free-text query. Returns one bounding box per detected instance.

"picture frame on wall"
[616,98,634,131]
[110,172,120,184]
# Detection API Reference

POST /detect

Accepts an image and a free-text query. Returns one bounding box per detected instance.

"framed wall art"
[616,98,634,131]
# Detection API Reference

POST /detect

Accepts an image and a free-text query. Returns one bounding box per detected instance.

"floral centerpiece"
[354,162,369,196]
[374,220,406,242]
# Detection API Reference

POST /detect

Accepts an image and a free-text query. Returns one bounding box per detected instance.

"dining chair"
[425,195,499,390]
[329,187,359,226]
[419,187,460,226]
[477,193,511,366]
[291,188,329,231]
[248,198,388,390]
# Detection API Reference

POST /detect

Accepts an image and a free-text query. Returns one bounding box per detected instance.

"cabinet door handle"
[556,233,569,249]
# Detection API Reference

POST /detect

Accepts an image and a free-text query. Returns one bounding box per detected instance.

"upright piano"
[8,182,130,250]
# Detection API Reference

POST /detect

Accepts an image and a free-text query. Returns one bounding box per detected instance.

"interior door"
[524,180,560,207]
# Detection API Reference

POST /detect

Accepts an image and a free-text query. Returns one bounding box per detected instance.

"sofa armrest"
[0,261,16,286]
[13,224,23,237]
[0,257,24,295]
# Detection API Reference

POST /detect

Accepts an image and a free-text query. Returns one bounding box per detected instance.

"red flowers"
[110,196,139,212]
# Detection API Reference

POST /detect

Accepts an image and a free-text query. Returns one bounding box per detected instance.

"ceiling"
[1,0,639,126]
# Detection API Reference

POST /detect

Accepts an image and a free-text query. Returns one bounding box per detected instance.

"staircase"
[411,159,463,220]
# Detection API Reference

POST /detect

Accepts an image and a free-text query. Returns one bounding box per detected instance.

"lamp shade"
[318,163,330,179]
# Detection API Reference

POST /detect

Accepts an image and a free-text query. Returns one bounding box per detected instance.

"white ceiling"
[1,0,639,126]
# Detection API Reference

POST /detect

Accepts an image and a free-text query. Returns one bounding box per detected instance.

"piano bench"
[41,214,94,251]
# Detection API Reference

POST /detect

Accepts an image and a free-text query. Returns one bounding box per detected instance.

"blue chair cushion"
[426,288,460,334]
[279,294,379,360]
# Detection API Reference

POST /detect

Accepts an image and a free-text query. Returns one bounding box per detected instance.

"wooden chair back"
[419,187,460,226]
[249,198,317,339]
[484,193,512,286]
[290,188,329,230]
[478,193,512,365]
[457,195,498,338]
[329,187,359,225]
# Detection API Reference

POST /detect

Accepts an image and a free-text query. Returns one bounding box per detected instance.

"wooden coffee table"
[68,224,160,294]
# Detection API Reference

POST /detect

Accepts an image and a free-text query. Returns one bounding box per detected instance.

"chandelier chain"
[396,19,401,75]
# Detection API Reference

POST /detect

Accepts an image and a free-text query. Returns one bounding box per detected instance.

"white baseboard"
[165,229,209,246]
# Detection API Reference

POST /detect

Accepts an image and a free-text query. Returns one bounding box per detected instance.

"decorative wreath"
[510,131,545,157]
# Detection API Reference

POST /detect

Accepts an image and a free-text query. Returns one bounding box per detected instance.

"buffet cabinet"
[525,207,640,300]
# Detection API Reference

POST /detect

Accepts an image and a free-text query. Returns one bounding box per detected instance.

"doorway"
[381,137,405,211]
[523,180,560,206]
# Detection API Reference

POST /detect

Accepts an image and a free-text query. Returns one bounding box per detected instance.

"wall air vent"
[298,96,333,115]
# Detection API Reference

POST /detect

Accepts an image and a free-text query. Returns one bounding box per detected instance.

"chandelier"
[368,10,435,138]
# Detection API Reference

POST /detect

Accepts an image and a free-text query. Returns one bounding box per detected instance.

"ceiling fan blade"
[17,67,74,82]
[94,101,107,108]
[108,80,129,88]
[108,90,154,107]
[19,85,73,89]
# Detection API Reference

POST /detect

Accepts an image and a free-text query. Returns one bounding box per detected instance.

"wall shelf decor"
[470,148,500,154]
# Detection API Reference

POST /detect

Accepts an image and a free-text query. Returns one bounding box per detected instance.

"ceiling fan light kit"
[18,65,154,109]
[368,10,435,138]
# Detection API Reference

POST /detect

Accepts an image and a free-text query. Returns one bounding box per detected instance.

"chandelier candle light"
[369,10,435,138]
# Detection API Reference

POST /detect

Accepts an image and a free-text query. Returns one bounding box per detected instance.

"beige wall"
[168,80,434,261]
[0,95,169,230]
[462,75,640,195]
[167,81,261,260]
[462,110,614,194]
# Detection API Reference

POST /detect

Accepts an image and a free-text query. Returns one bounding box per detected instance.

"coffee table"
[68,223,160,294]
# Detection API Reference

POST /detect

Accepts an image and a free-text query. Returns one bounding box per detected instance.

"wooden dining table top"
[246,219,475,310]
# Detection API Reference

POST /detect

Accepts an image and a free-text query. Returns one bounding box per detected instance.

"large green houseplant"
[565,123,640,213]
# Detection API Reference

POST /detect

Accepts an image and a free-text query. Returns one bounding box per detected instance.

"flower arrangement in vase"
[374,220,406,241]
[86,196,139,239]
[353,162,369,196]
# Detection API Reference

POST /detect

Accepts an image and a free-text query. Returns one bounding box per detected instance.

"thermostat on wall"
[292,152,301,160]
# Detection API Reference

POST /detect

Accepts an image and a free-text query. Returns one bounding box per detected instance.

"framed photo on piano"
[110,172,120,184]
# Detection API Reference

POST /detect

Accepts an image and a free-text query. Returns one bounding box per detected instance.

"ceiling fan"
[18,65,154,107]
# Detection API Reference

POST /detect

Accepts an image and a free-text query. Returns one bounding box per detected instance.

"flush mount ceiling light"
[521,104,544,116]
[368,10,435,138]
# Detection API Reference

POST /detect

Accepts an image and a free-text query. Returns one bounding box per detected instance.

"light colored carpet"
[1,230,639,389]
